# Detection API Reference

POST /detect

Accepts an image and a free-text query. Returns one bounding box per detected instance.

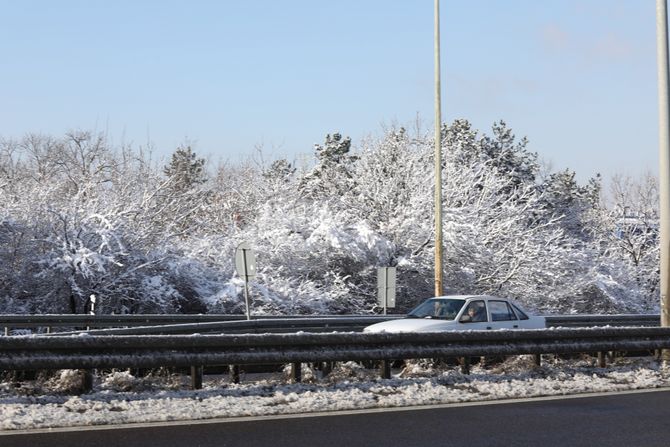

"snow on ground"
[1,355,669,431]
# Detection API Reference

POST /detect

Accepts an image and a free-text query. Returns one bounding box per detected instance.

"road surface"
[2,389,669,447]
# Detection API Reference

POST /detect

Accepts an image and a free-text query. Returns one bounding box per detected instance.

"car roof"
[433,295,515,302]
[433,295,489,300]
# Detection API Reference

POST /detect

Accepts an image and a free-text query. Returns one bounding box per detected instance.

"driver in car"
[461,302,486,322]
[433,301,446,317]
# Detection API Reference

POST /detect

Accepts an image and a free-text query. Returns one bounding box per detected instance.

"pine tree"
[539,169,601,240]
[163,146,206,191]
[299,133,358,199]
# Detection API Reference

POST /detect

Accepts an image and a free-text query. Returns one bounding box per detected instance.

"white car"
[364,295,545,333]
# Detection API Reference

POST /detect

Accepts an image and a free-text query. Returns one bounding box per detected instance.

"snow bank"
[1,357,669,431]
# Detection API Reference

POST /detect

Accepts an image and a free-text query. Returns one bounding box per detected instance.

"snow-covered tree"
[163,146,206,192]
[0,123,661,316]
[299,133,358,201]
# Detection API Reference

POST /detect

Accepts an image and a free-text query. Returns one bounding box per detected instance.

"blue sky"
[0,1,658,182]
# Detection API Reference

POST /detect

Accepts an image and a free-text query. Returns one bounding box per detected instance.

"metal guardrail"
[0,314,399,335]
[0,314,318,329]
[1,327,669,371]
[48,317,399,336]
[0,314,394,336]
[0,314,662,336]
[47,314,663,337]
[545,315,661,327]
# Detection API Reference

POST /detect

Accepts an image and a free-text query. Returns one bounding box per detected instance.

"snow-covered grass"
[1,356,669,431]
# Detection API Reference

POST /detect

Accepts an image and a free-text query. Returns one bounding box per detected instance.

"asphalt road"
[2,389,670,447]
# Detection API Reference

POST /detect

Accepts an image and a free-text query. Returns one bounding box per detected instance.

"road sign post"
[235,242,257,320]
[86,294,97,331]
[377,267,396,315]
[89,295,96,316]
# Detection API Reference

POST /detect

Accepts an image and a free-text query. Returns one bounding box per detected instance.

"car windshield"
[407,298,466,320]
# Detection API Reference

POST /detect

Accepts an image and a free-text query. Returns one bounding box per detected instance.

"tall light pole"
[434,0,444,296]
[656,0,670,351]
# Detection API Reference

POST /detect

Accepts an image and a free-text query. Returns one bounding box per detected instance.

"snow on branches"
[0,123,660,315]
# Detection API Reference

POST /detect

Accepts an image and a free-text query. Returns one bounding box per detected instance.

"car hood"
[364,317,458,333]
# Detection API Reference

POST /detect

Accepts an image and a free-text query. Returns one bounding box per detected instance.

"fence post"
[191,366,203,390]
[82,370,94,393]
[460,357,471,375]
[380,360,391,379]
[290,362,301,383]
[608,351,616,362]
[598,352,607,368]
[320,361,333,378]
[534,354,542,367]
[229,365,240,384]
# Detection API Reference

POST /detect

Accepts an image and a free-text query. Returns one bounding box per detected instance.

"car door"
[509,302,543,328]
[487,300,521,329]
[457,300,491,330]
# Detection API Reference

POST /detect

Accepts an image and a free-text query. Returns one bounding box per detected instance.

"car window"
[407,298,465,319]
[460,300,488,323]
[489,300,517,321]
[511,303,529,320]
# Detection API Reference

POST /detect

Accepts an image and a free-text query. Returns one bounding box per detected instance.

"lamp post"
[434,0,444,296]
[656,0,670,362]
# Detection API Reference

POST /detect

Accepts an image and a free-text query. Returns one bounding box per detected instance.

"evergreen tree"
[479,120,538,188]
[299,133,358,199]
[163,146,206,191]
[539,169,601,240]
[262,159,295,185]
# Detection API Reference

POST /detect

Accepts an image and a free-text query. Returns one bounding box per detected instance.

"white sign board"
[235,242,256,280]
[235,242,257,320]
[377,267,396,309]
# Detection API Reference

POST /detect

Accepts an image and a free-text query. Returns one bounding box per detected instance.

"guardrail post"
[460,357,471,375]
[321,361,333,378]
[380,360,391,379]
[598,352,607,368]
[3,327,7,336]
[229,365,240,384]
[534,354,542,367]
[190,366,203,390]
[82,369,94,393]
[290,362,301,383]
